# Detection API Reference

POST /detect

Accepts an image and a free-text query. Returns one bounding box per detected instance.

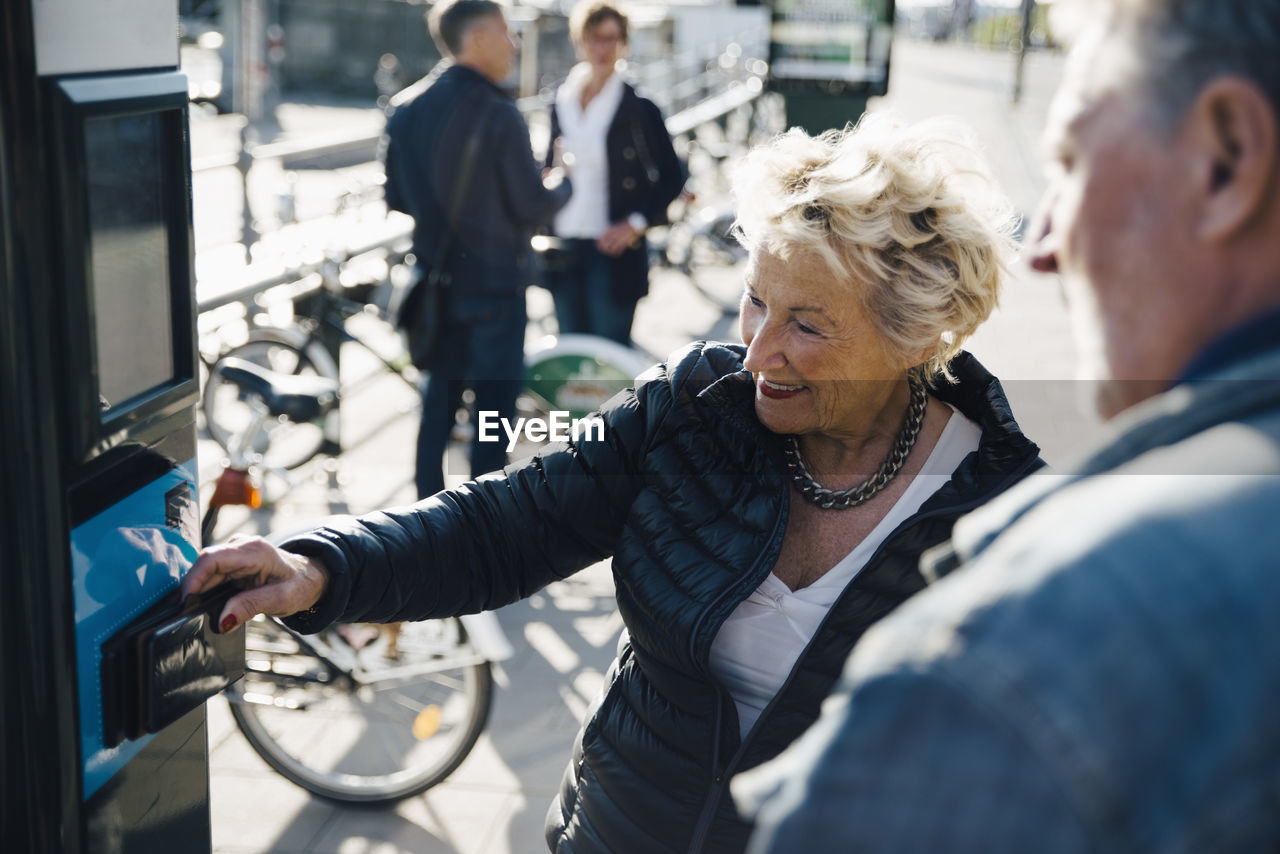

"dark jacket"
[545,81,685,300]
[280,343,1042,854]
[385,63,571,296]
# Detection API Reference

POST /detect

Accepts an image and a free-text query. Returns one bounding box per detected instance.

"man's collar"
[1177,304,1280,384]
[953,325,1280,566]
[449,62,509,95]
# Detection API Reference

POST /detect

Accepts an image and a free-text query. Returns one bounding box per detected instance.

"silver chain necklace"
[783,373,928,510]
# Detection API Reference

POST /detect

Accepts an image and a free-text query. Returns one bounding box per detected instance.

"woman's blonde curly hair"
[731,113,1019,381]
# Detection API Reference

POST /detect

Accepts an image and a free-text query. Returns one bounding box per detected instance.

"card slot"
[100,582,245,747]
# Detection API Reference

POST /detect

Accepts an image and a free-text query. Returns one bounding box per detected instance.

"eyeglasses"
[585,30,623,46]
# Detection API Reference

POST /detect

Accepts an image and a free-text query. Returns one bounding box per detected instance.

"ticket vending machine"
[1,1,241,851]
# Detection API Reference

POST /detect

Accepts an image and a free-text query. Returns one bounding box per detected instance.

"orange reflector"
[209,468,262,510]
[412,705,442,740]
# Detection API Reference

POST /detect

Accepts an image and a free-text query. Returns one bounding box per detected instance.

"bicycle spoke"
[229,616,493,803]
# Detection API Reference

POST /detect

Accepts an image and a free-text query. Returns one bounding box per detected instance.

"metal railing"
[196,220,413,315]
[194,41,769,319]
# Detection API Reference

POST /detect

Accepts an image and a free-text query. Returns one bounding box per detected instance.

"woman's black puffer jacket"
[280,341,1042,854]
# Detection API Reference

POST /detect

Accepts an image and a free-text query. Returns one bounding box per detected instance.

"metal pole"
[520,15,539,99]
[238,121,259,260]
[243,0,266,124]
[1012,0,1035,104]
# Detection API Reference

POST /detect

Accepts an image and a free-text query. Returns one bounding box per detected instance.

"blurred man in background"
[738,1,1280,850]
[384,0,570,497]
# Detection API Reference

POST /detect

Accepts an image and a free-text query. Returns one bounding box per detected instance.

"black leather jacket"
[281,342,1042,853]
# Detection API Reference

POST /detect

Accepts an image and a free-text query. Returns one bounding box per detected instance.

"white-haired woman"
[184,115,1042,854]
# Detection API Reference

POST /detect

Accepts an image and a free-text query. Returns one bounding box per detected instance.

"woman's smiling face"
[739,247,916,439]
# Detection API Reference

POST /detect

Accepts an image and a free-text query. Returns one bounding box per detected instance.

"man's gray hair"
[427,0,503,57]
[1117,0,1280,129]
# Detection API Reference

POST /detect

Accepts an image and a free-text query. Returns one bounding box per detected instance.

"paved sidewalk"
[872,40,1105,458]
[201,37,1088,854]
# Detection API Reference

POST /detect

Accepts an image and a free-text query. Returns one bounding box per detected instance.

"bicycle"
[647,189,748,313]
[201,246,655,478]
[197,253,649,804]
[201,242,417,472]
[232,611,498,803]
[202,356,513,804]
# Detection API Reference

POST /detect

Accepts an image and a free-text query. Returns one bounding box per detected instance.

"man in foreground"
[738,0,1280,849]
[384,0,570,498]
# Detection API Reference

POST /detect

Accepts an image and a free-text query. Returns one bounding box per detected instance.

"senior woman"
[186,115,1041,853]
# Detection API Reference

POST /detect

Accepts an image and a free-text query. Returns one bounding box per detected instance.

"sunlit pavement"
[201,37,1086,854]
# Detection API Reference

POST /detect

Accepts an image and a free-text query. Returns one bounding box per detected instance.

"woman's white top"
[553,62,624,239]
[708,405,983,738]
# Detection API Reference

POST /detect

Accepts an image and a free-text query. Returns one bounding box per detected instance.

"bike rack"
[193,48,767,316]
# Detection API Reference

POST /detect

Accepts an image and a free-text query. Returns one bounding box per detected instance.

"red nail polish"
[220,615,238,634]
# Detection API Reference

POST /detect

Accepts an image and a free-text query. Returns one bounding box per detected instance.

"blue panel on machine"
[70,460,199,799]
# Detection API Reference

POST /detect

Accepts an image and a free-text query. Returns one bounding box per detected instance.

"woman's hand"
[543,140,571,189]
[597,220,640,257]
[542,166,567,190]
[181,535,328,633]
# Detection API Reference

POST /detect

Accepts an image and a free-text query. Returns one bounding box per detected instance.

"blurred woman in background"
[542,0,684,347]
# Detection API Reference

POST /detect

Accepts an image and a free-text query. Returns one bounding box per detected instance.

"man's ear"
[1190,77,1279,242]
[455,20,484,61]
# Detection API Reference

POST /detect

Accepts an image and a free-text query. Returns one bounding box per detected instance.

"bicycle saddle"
[213,357,340,423]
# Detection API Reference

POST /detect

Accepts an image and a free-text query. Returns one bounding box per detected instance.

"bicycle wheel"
[523,334,653,419]
[229,616,493,804]
[684,216,749,312]
[202,328,339,471]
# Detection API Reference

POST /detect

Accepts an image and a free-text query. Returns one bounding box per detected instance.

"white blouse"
[552,62,625,239]
[708,405,983,738]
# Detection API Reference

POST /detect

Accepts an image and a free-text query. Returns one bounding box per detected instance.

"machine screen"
[84,111,175,411]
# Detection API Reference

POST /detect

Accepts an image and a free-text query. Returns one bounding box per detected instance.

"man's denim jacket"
[737,343,1280,854]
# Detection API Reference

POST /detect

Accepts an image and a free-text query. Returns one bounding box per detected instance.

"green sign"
[769,0,895,95]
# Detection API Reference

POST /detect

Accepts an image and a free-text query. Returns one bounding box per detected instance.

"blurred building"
[178,0,776,112]
[896,0,1053,47]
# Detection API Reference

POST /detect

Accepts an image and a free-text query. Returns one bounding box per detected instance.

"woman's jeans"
[415,289,525,498]
[550,238,638,347]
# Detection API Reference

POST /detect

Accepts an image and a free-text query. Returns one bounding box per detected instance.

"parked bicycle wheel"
[229,615,493,804]
[523,333,654,421]
[658,209,747,313]
[202,328,339,471]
